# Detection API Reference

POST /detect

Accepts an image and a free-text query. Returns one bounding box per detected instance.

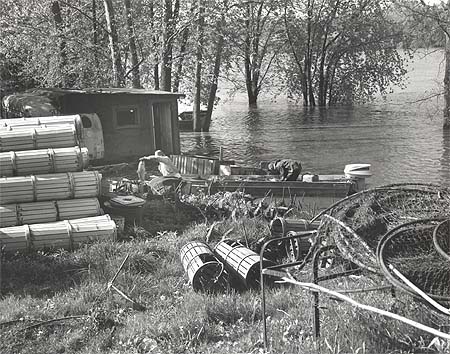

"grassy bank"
[0,204,448,354]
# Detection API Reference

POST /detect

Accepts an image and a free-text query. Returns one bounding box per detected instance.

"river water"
[180,50,449,188]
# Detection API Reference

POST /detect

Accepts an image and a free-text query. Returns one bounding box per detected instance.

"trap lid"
[110,195,145,208]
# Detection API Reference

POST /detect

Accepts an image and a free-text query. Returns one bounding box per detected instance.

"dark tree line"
[0,0,448,129]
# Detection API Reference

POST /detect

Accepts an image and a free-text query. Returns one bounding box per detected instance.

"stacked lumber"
[0,215,117,252]
[0,146,89,177]
[0,126,78,152]
[0,198,102,227]
[0,171,101,204]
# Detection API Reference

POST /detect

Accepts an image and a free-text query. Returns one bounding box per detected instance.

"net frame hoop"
[433,219,450,261]
[376,217,450,303]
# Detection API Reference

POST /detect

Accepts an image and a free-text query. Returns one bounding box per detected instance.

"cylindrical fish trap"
[180,241,227,292]
[0,115,83,140]
[0,146,89,177]
[0,126,78,152]
[0,198,102,227]
[0,215,117,253]
[270,217,320,238]
[284,231,314,262]
[214,240,274,289]
[0,171,102,204]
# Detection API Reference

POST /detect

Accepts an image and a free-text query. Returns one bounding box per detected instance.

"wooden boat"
[170,154,371,209]
[182,174,358,199]
[178,110,207,131]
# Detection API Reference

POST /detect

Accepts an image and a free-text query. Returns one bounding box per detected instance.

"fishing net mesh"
[377,219,450,303]
[315,184,450,274]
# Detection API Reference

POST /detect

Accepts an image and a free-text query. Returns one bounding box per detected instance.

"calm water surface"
[181,50,449,188]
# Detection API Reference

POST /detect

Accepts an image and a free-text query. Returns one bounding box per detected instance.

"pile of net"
[377,218,450,309]
[315,183,450,274]
[179,191,259,220]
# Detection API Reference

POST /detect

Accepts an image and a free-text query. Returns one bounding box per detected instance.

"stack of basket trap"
[0,117,116,253]
[180,239,274,292]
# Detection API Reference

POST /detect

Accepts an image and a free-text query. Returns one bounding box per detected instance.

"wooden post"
[219,146,223,161]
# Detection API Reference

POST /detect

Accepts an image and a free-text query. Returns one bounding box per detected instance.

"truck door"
[79,113,104,160]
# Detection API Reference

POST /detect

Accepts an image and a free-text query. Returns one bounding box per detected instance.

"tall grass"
[1,215,448,354]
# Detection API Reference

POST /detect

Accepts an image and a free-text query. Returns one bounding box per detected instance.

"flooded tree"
[395,0,449,130]
[227,0,283,105]
[284,0,408,106]
[193,0,205,132]
[204,0,228,131]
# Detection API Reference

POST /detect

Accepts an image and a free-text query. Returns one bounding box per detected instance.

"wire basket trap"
[214,239,275,289]
[180,241,228,292]
[314,183,450,273]
[377,218,450,313]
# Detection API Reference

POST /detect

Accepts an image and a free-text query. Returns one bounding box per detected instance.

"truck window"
[81,115,92,128]
[114,106,139,128]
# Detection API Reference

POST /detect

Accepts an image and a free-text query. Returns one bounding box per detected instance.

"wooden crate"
[170,154,220,176]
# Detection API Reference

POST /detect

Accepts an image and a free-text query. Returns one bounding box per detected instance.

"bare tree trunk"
[161,0,180,91]
[124,0,141,88]
[103,0,125,87]
[244,3,258,105]
[173,1,194,93]
[444,12,450,130]
[204,7,226,132]
[172,26,189,92]
[92,0,99,81]
[149,2,160,90]
[51,1,67,87]
[193,0,205,132]
[305,0,315,106]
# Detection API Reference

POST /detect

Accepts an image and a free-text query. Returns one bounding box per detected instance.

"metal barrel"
[180,241,226,292]
[269,217,320,238]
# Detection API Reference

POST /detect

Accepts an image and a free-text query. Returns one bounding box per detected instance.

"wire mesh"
[315,183,450,273]
[377,218,450,304]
